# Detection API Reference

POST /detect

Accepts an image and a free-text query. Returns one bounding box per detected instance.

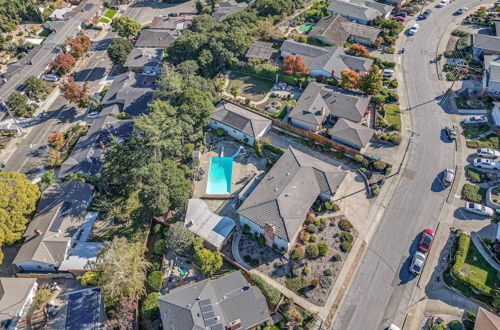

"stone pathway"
[470,231,500,271]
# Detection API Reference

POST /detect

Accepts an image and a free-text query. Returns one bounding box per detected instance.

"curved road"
[332,1,483,329]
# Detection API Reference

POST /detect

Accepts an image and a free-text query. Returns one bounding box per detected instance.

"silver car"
[441,168,455,187]
[410,251,426,275]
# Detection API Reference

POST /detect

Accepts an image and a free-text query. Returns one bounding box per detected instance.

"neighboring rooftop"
[290,82,371,125]
[280,40,373,76]
[213,0,248,22]
[136,29,177,48]
[328,118,375,149]
[159,271,270,330]
[13,181,94,268]
[211,101,272,138]
[58,116,134,178]
[150,15,194,30]
[0,278,37,323]
[327,0,393,23]
[309,15,381,46]
[123,48,163,69]
[245,41,274,60]
[473,33,500,53]
[474,307,500,330]
[238,147,347,242]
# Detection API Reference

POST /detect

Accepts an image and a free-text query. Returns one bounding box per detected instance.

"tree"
[107,38,133,65]
[163,222,195,256]
[111,16,141,39]
[89,237,150,306]
[66,34,91,58]
[194,248,223,276]
[59,77,89,107]
[147,270,163,291]
[281,55,309,76]
[230,84,240,98]
[141,292,159,320]
[359,65,383,94]
[48,132,65,149]
[6,92,28,114]
[340,69,361,90]
[153,239,168,255]
[347,44,370,57]
[0,172,40,258]
[50,53,76,75]
[31,289,52,311]
[111,296,137,330]
[24,76,47,100]
[77,271,100,286]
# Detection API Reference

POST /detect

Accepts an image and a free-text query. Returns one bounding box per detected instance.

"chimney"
[34,229,42,236]
[229,319,242,330]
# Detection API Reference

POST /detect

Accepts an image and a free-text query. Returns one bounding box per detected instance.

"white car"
[476,148,500,158]
[474,158,499,170]
[87,112,99,119]
[463,115,488,125]
[464,202,494,217]
[383,69,394,77]
[409,24,419,35]
[41,74,59,82]
[410,251,426,275]
[437,0,449,7]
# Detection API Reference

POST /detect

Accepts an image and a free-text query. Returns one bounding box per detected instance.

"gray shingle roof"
[211,101,272,138]
[327,0,393,22]
[280,40,373,76]
[150,15,194,30]
[213,0,248,22]
[245,41,274,60]
[59,116,134,178]
[328,118,374,148]
[289,82,371,125]
[238,147,346,242]
[473,33,500,53]
[0,278,37,322]
[123,48,163,69]
[309,15,381,46]
[136,29,177,48]
[13,181,93,267]
[159,271,270,330]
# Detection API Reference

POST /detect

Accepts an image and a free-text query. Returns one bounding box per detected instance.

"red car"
[393,16,405,22]
[418,229,435,252]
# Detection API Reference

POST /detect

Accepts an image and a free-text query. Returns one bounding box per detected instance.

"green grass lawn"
[99,17,111,24]
[462,123,490,139]
[104,9,117,19]
[38,29,51,38]
[461,239,500,290]
[384,104,401,131]
[466,134,500,149]
[226,72,274,102]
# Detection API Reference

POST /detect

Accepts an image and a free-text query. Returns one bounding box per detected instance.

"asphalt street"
[331,1,484,329]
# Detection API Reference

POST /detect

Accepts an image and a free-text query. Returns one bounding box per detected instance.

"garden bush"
[354,154,364,163]
[286,276,308,294]
[299,231,310,244]
[291,248,303,260]
[323,268,333,276]
[309,234,317,242]
[319,275,332,288]
[373,93,386,104]
[340,232,353,243]
[253,140,262,158]
[216,128,225,136]
[466,168,482,183]
[303,266,311,275]
[310,278,319,288]
[258,235,266,246]
[147,270,163,291]
[243,224,251,233]
[338,219,353,232]
[274,261,284,268]
[390,80,398,88]
[263,142,285,156]
[141,293,160,320]
[317,242,329,256]
[306,244,319,258]
[307,223,318,234]
[250,274,282,305]
[332,253,341,262]
[462,183,485,203]
[340,241,352,253]
[466,312,476,321]
[372,160,387,171]
[448,320,463,330]
[389,134,402,145]
[292,266,302,277]
[324,201,340,211]
[153,239,168,255]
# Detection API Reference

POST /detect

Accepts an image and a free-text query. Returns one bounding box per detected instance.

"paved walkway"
[471,231,500,271]
[231,227,252,269]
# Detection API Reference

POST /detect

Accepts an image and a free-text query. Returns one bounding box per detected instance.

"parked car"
[441,168,455,186]
[395,12,407,17]
[423,9,432,18]
[168,12,179,17]
[464,202,494,216]
[87,112,99,119]
[383,69,394,77]
[445,125,456,140]
[463,115,488,125]
[41,74,59,82]
[393,16,405,22]
[454,7,468,15]
[418,229,435,252]
[409,24,420,35]
[476,148,500,158]
[410,252,426,275]
[437,0,449,7]
[0,78,7,85]
[473,158,498,170]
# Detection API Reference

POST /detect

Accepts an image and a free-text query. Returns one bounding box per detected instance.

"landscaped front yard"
[466,134,500,149]
[384,104,401,132]
[226,71,274,102]
[104,9,117,19]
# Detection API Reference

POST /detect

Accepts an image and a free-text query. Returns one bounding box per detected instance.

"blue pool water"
[206,157,233,194]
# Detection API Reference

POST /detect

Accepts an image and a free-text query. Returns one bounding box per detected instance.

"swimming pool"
[206,157,233,194]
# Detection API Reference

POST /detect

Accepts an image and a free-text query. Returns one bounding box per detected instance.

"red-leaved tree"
[50,54,76,75]
[47,132,65,150]
[347,44,370,57]
[281,55,309,76]
[66,34,91,58]
[340,69,361,90]
[111,296,137,330]
[60,77,89,107]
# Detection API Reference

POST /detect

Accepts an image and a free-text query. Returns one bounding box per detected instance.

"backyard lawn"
[226,72,274,102]
[104,9,117,19]
[384,104,401,131]
[466,134,500,149]
[99,17,111,24]
[461,238,500,290]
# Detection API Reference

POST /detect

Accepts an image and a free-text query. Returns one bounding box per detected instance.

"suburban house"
[209,101,272,145]
[47,287,106,329]
[49,7,72,21]
[474,307,500,330]
[472,33,500,58]
[100,72,156,117]
[213,0,248,23]
[491,102,500,131]
[328,118,375,151]
[150,15,194,30]
[13,181,97,273]
[123,48,164,75]
[238,147,347,250]
[159,271,271,330]
[288,82,371,131]
[59,116,134,178]
[309,15,381,46]
[482,55,500,95]
[0,278,38,329]
[184,199,236,251]
[280,40,373,79]
[327,0,393,25]
[135,29,177,49]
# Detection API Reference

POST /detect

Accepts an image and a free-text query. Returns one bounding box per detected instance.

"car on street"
[0,78,7,85]
[476,148,500,158]
[410,252,426,275]
[454,7,468,15]
[437,0,449,7]
[41,74,59,82]
[463,115,488,125]
[387,325,401,330]
[441,168,455,186]
[445,125,456,140]
[418,9,432,20]
[418,229,435,252]
[393,16,405,22]
[395,12,407,17]
[464,202,494,216]
[473,158,498,170]
[409,24,419,35]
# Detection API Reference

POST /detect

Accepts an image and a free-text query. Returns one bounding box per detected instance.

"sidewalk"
[471,231,500,271]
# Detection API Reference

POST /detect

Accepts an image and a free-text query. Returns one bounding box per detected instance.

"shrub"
[309,234,317,242]
[299,231,310,244]
[250,274,282,305]
[389,134,402,145]
[390,80,398,88]
[462,183,485,203]
[252,233,258,240]
[324,201,340,211]
[372,160,387,171]
[323,268,333,276]
[310,278,319,288]
[291,248,303,260]
[317,242,329,256]
[292,266,302,277]
[147,271,163,291]
[263,142,285,156]
[332,253,342,261]
[153,239,168,255]
[153,224,162,233]
[340,241,352,252]
[340,232,353,243]
[253,140,262,158]
[466,168,481,183]
[141,293,160,320]
[354,154,364,163]
[216,128,225,136]
[373,93,386,104]
[274,261,284,268]
[448,320,463,330]
[333,151,344,159]
[286,276,308,294]
[306,244,319,258]
[258,235,266,246]
[307,224,318,234]
[77,271,100,287]
[371,186,380,197]
[32,289,52,311]
[319,275,332,288]
[466,312,476,321]
[303,266,311,275]
[243,224,251,233]
[463,320,474,330]
[338,219,353,232]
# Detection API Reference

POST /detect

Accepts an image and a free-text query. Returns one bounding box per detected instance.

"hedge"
[147,271,163,291]
[141,292,160,320]
[263,142,285,156]
[462,183,485,203]
[249,273,282,305]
